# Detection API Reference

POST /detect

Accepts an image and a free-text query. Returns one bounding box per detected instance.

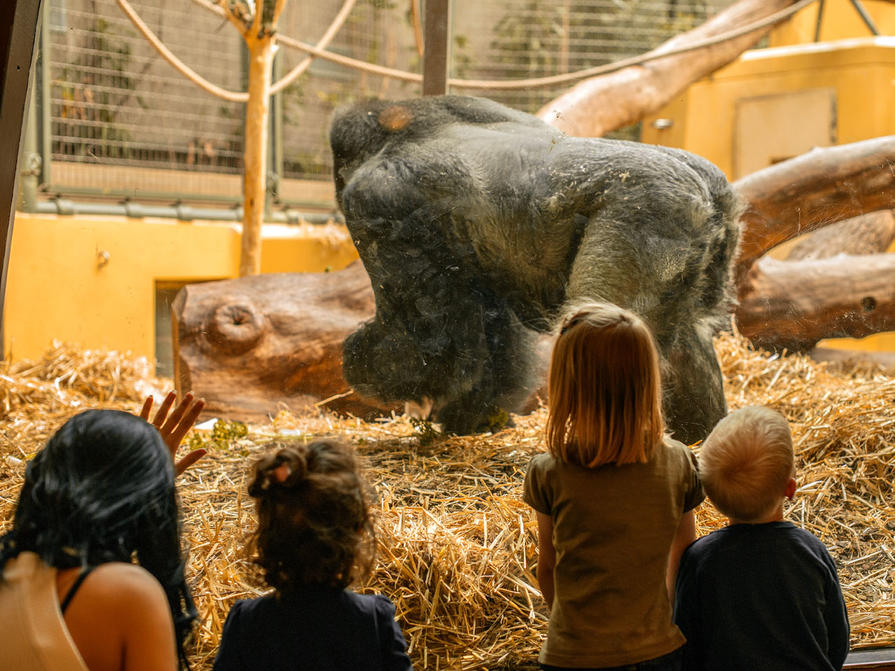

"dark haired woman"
[213,439,412,671]
[0,392,205,671]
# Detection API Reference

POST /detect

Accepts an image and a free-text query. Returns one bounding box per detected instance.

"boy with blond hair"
[674,406,850,671]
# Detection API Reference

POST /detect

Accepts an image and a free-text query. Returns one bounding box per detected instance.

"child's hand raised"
[140,391,206,475]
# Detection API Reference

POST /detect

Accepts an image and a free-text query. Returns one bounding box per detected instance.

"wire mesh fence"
[35,0,734,209]
[47,0,245,174]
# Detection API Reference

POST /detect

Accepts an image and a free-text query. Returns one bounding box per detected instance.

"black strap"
[60,566,95,615]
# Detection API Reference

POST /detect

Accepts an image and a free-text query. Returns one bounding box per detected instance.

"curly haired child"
[213,438,412,671]
[524,302,704,670]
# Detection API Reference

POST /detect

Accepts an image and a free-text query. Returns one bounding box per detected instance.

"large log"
[176,251,895,420]
[172,262,399,421]
[739,209,895,361]
[537,0,801,137]
[173,262,551,423]
[733,137,895,285]
[735,254,895,352]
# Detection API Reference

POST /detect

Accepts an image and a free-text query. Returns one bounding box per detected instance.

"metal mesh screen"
[48,0,245,174]
[450,0,732,136]
[277,0,422,181]
[39,0,734,202]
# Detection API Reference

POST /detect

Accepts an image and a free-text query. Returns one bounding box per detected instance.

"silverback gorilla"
[330,95,740,444]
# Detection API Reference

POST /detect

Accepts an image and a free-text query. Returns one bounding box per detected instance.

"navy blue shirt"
[213,586,413,671]
[674,521,849,671]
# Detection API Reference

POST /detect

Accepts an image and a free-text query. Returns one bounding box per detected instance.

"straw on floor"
[0,333,893,669]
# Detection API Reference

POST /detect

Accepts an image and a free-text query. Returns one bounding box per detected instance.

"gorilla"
[330,95,740,444]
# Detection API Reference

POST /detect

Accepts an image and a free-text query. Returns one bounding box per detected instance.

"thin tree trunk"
[240,33,276,277]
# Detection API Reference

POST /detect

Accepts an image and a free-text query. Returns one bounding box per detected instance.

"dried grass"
[1,332,894,669]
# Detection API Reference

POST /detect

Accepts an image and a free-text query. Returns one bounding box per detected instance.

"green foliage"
[485,407,510,433]
[363,0,397,10]
[490,1,562,74]
[186,419,249,452]
[409,416,442,447]
[489,1,566,110]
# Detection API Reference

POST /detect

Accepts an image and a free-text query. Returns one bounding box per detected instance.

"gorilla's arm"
[339,149,541,433]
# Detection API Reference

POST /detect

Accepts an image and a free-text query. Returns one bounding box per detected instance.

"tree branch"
[733,136,895,285]
[535,0,813,135]
[270,0,356,95]
[251,0,264,34]
[271,0,287,28]
[209,0,250,37]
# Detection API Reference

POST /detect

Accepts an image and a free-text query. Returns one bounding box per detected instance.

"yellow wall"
[641,39,895,178]
[4,213,358,365]
[640,33,895,354]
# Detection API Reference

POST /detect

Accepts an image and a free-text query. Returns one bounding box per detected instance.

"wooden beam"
[421,0,450,96]
[0,0,43,358]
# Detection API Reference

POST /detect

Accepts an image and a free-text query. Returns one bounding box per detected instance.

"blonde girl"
[524,302,703,671]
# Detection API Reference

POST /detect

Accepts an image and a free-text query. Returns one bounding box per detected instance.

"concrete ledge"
[845,647,895,670]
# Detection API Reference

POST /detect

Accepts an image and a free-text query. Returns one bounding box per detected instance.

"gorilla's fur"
[331,95,740,443]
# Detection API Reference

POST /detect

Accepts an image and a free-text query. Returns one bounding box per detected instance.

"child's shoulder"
[225,588,396,623]
[656,436,700,483]
[659,435,696,463]
[772,522,837,557]
[691,522,830,557]
[351,590,398,618]
[525,451,559,477]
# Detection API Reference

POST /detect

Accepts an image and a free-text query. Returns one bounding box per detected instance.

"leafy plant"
[409,416,442,447]
[186,419,249,452]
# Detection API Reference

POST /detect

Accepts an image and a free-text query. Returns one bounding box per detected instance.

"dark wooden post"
[421,0,451,96]
[0,0,44,358]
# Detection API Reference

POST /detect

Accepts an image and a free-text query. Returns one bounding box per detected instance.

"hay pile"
[1,333,894,670]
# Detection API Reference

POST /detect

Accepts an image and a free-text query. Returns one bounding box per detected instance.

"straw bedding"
[1,334,893,669]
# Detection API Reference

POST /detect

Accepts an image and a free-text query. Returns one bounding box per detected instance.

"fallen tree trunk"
[537,0,801,137]
[172,262,550,422]
[172,262,399,421]
[735,253,895,352]
[733,136,895,284]
[174,250,895,420]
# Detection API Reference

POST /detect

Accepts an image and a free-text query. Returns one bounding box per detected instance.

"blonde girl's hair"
[546,302,665,467]
[698,406,794,522]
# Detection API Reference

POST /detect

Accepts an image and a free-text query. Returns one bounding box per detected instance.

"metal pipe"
[848,0,880,35]
[32,199,341,225]
[422,0,451,95]
[33,183,336,213]
[18,76,40,213]
[813,0,826,42]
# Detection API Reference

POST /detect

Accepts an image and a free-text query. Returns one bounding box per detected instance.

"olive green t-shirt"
[523,438,703,668]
